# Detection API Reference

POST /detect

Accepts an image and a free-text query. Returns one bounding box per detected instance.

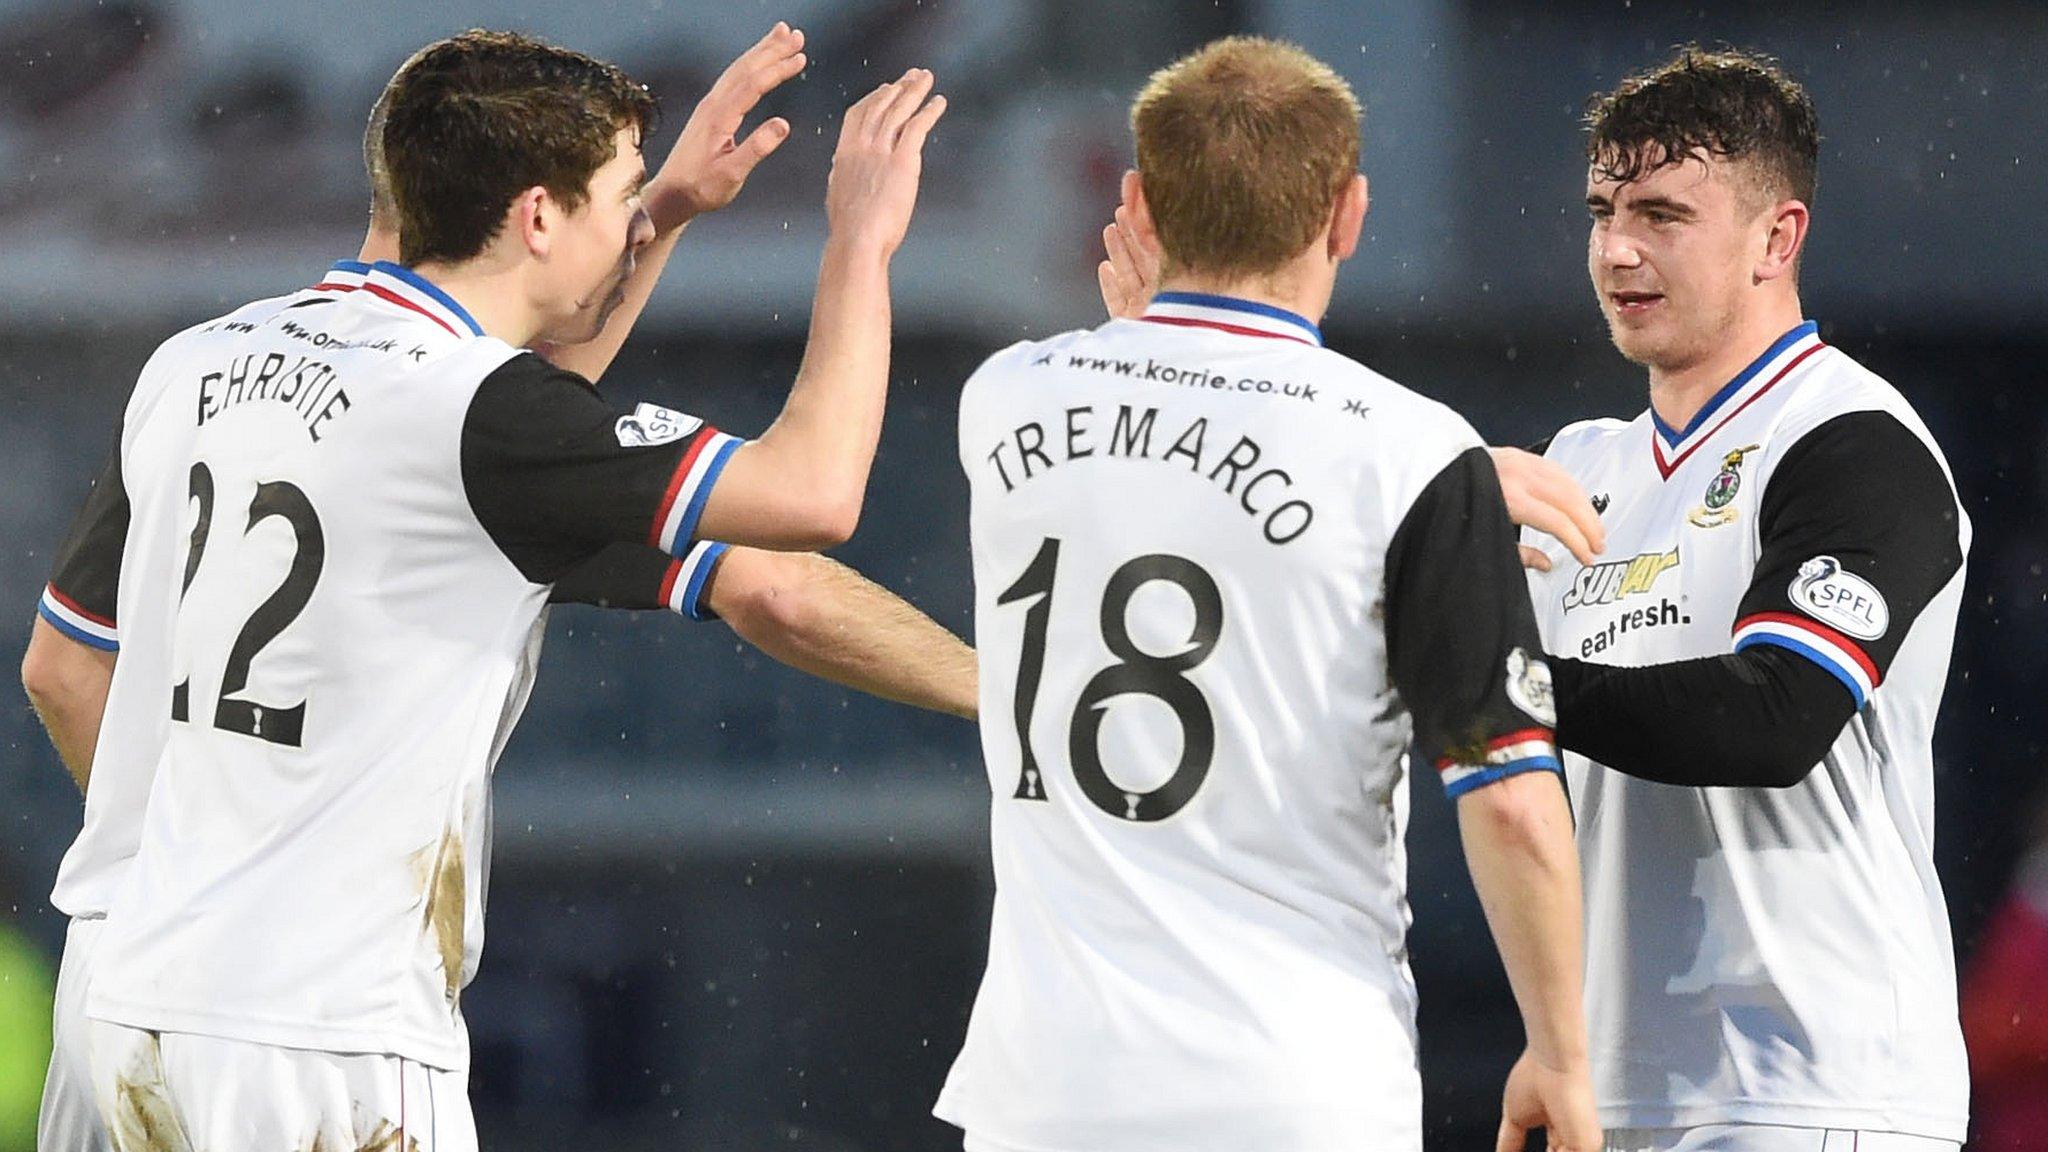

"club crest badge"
[1687,443,1760,528]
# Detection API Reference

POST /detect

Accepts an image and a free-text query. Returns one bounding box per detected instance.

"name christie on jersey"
[982,403,1315,545]
[197,351,353,442]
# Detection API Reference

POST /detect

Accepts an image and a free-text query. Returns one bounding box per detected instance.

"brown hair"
[362,44,436,231]
[1585,45,1819,208]
[379,30,657,266]
[1131,36,1361,278]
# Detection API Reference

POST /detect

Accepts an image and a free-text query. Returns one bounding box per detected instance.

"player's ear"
[1755,198,1808,284]
[1329,173,1368,261]
[1121,169,1162,254]
[514,186,552,258]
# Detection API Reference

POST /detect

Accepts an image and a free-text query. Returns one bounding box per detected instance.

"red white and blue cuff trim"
[1733,611,1877,708]
[38,585,118,651]
[1437,727,1562,799]
[659,541,731,621]
[649,429,743,557]
[1140,292,1323,346]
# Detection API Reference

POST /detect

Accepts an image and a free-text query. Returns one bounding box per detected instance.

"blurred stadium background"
[1,0,2043,1149]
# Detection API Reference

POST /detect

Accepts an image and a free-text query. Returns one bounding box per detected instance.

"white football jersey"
[41,261,375,921]
[938,293,1561,1152]
[87,262,736,1071]
[1524,322,1970,1139]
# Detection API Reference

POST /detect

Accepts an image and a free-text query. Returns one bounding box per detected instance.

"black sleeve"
[459,353,741,584]
[1549,647,1854,788]
[1729,410,1964,697]
[546,540,731,622]
[1550,411,1963,788]
[1385,446,1563,800]
[39,444,128,651]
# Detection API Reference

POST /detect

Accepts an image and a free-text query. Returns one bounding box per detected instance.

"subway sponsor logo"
[1562,547,1680,612]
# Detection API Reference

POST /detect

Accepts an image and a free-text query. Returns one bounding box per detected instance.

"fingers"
[894,89,947,153]
[840,74,903,142]
[734,116,792,168]
[1537,472,1605,562]
[869,68,936,144]
[1496,1116,1528,1152]
[1111,204,1160,284]
[1102,219,1140,284]
[719,22,807,102]
[1097,258,1129,319]
[1520,544,1553,572]
[1520,458,1604,559]
[1492,446,1605,565]
[1523,501,1595,571]
[839,68,945,155]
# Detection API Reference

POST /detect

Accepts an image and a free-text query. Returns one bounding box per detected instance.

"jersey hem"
[86,994,469,1073]
[1596,1099,1966,1143]
[934,1098,1423,1152]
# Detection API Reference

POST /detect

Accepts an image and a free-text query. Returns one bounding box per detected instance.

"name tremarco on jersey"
[980,402,1317,546]
[196,350,353,441]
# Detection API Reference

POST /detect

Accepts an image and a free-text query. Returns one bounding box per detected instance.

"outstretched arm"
[545,544,974,719]
[695,70,948,549]
[706,548,976,720]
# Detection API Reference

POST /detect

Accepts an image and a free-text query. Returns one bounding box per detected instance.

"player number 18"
[997,537,1223,822]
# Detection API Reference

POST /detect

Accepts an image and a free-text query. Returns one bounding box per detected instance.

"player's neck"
[407,258,544,347]
[1646,298,1806,431]
[1155,260,1334,327]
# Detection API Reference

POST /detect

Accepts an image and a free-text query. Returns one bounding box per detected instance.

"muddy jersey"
[938,293,1561,1152]
[87,261,737,1070]
[1525,322,1970,1139]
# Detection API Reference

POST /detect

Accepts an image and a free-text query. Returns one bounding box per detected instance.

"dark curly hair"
[380,30,658,266]
[1585,46,1818,208]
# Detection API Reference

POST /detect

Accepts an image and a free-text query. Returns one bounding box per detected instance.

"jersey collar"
[1650,320,1825,479]
[1140,291,1323,347]
[310,259,372,293]
[361,260,486,339]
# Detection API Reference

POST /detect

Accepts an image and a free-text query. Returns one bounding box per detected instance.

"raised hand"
[824,68,948,258]
[1496,1049,1601,1152]
[1490,447,1606,571]
[1097,203,1160,319]
[644,22,809,231]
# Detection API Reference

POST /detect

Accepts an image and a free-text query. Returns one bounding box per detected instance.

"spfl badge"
[1687,444,1760,528]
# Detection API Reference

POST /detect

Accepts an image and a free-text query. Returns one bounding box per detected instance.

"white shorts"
[40,916,112,1152]
[1604,1124,1960,1152]
[86,1020,475,1152]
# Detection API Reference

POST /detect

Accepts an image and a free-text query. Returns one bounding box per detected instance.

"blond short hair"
[1132,37,1362,278]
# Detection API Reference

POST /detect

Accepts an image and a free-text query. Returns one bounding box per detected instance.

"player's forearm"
[753,238,894,527]
[712,549,976,719]
[21,619,115,793]
[1457,770,1590,1070]
[1550,646,1853,788]
[539,225,686,383]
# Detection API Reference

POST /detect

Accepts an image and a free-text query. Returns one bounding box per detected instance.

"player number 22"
[997,537,1223,822]
[169,461,325,747]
